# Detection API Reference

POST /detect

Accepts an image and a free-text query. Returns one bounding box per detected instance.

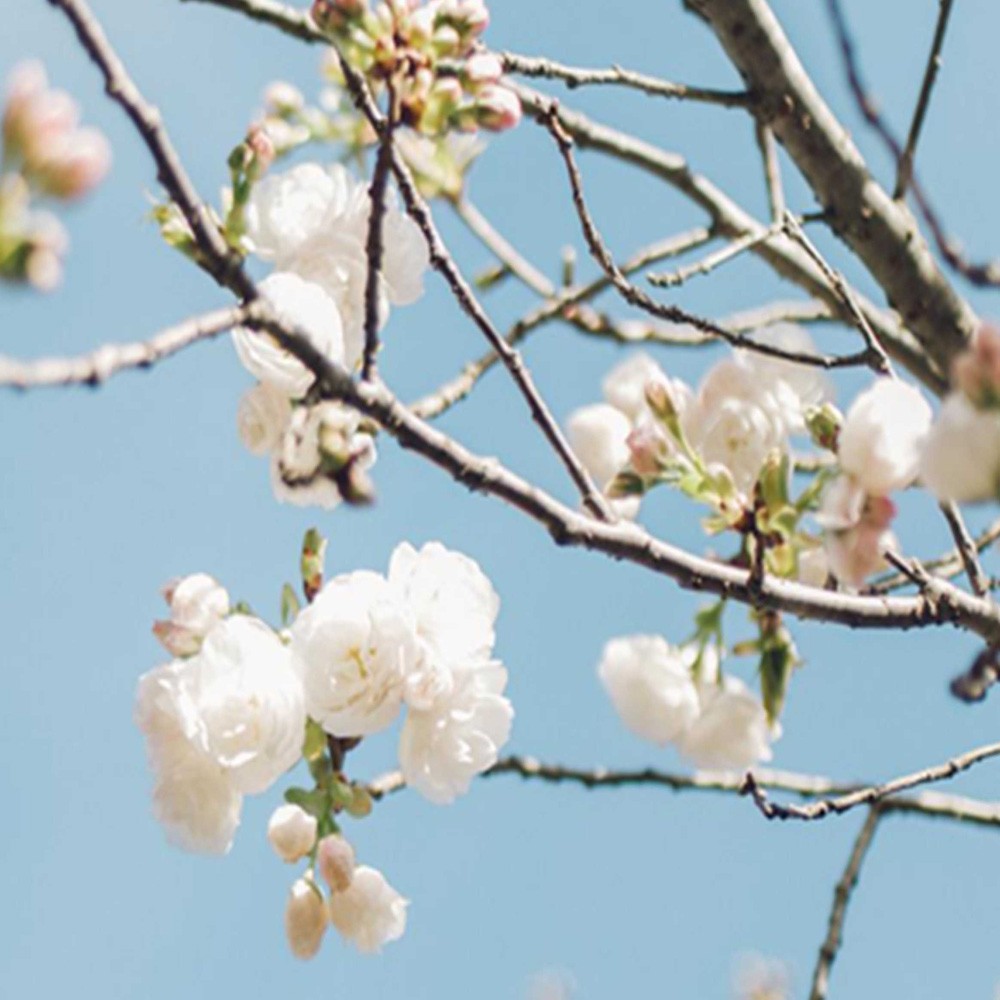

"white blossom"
[153,573,230,658]
[838,378,932,495]
[135,660,242,855]
[597,635,700,745]
[285,878,329,960]
[245,162,428,367]
[602,352,683,423]
[237,382,291,456]
[920,393,1000,503]
[190,616,306,795]
[678,672,777,771]
[388,541,499,709]
[567,402,631,487]
[816,476,896,589]
[232,272,345,398]
[267,804,318,863]
[290,570,421,737]
[398,666,513,804]
[327,865,408,953]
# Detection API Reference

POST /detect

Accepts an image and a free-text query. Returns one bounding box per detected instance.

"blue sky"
[2,1,1000,997]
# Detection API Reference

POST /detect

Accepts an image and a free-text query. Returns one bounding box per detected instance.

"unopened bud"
[805,402,842,452]
[317,834,356,892]
[245,123,276,175]
[267,804,318,863]
[263,81,305,115]
[626,422,670,477]
[32,127,111,200]
[464,52,503,85]
[644,379,679,423]
[475,84,521,132]
[285,878,328,960]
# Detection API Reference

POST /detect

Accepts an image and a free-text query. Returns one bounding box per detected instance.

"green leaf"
[284,787,329,819]
[302,718,327,763]
[281,583,302,628]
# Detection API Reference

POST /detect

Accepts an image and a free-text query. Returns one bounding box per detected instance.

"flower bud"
[951,323,1000,409]
[244,123,276,176]
[32,127,112,200]
[317,834,356,892]
[285,878,328,960]
[268,804,318,863]
[626,422,670,477]
[475,85,521,131]
[153,573,230,657]
[805,402,842,452]
[465,52,503,85]
[263,81,305,115]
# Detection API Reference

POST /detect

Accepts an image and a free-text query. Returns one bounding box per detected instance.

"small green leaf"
[302,718,327,763]
[281,583,302,628]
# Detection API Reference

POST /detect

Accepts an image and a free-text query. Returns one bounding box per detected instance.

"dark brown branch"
[742,739,1000,822]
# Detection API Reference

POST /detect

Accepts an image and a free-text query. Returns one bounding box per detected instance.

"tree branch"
[366,754,1000,829]
[499,51,751,108]
[742,739,1000,822]
[0,307,248,389]
[685,0,977,375]
[808,807,882,1000]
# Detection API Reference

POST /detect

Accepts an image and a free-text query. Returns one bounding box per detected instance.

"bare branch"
[685,0,977,374]
[938,501,990,597]
[754,122,785,223]
[541,107,875,371]
[181,0,324,42]
[894,0,956,199]
[0,307,248,389]
[50,0,253,298]
[809,808,882,1000]
[361,83,397,381]
[367,754,1000,829]
[742,739,1000,822]
[647,222,782,288]
[499,51,751,108]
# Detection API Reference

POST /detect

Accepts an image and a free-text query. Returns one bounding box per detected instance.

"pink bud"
[626,422,670,477]
[33,127,111,200]
[952,323,1000,408]
[317,834,356,893]
[245,123,276,174]
[475,84,521,131]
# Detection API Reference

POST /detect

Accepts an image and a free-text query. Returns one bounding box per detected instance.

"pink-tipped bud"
[464,52,503,85]
[245,123,276,175]
[952,323,1000,409]
[626,422,670,477]
[267,804,318,863]
[317,834,356,893]
[475,84,521,131]
[33,127,111,200]
[285,879,328,960]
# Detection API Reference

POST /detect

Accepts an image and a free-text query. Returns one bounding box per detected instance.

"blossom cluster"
[135,538,513,956]
[598,634,778,771]
[0,61,110,290]
[310,0,521,136]
[230,161,429,507]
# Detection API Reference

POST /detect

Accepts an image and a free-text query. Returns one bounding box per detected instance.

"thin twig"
[742,739,1000,822]
[50,0,252,298]
[541,106,874,371]
[870,515,1000,594]
[647,222,782,288]
[361,83,397,381]
[938,501,991,597]
[499,51,752,108]
[411,227,714,420]
[367,754,1000,829]
[894,0,956,200]
[825,0,1000,288]
[808,807,882,1000]
[781,211,894,376]
[755,123,785,223]
[0,307,248,389]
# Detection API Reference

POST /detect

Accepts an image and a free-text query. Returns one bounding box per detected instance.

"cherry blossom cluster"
[598,632,779,771]
[310,0,521,135]
[0,62,110,290]
[134,536,512,957]
[228,160,429,507]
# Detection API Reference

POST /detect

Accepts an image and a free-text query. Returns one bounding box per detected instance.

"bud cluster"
[310,0,521,135]
[0,62,110,291]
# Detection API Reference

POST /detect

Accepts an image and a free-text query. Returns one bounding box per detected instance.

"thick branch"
[684,0,977,375]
